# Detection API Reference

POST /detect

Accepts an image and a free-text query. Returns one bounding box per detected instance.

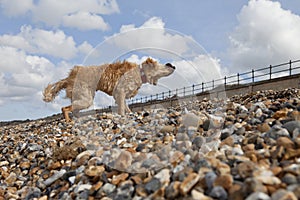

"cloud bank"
[228,0,300,72]
[0,0,119,31]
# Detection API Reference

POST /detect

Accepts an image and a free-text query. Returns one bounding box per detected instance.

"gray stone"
[205,171,217,190]
[192,136,205,149]
[245,192,270,200]
[282,173,297,185]
[101,183,116,195]
[44,169,66,186]
[209,186,227,200]
[145,178,161,194]
[182,113,201,128]
[283,121,300,135]
[264,125,290,139]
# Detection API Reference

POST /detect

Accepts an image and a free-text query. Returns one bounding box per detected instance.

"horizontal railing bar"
[123,59,300,106]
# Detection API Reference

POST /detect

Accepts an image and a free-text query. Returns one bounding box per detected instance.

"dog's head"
[141,58,175,85]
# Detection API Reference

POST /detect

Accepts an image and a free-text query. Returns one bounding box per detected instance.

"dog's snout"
[166,63,175,69]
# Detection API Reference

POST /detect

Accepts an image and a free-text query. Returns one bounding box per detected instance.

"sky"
[0,0,300,121]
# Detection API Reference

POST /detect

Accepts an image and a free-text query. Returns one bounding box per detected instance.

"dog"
[43,58,175,121]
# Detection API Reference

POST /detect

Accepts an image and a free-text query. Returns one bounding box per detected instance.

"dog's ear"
[145,57,156,65]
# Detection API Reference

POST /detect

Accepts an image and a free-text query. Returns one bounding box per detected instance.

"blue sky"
[0,0,300,121]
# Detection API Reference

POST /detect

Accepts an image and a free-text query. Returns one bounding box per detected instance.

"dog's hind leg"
[125,103,131,113]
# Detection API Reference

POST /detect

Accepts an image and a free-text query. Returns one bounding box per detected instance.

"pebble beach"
[1,88,300,200]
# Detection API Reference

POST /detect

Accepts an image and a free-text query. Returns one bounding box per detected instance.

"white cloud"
[0,0,33,17]
[0,25,78,60]
[117,17,187,53]
[0,46,30,73]
[78,41,95,55]
[0,0,119,31]
[62,11,110,31]
[0,46,72,102]
[228,0,300,72]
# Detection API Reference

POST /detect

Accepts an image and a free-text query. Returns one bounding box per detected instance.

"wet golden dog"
[43,58,175,121]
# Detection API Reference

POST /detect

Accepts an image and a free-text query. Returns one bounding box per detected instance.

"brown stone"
[217,162,231,175]
[270,166,282,176]
[5,172,17,186]
[106,170,119,179]
[237,161,256,179]
[277,137,295,149]
[111,173,129,185]
[38,196,48,200]
[160,125,174,133]
[170,151,184,166]
[242,144,255,152]
[289,110,300,121]
[213,174,233,190]
[131,174,143,185]
[47,161,62,170]
[151,187,165,199]
[19,161,31,170]
[245,151,258,163]
[91,181,103,193]
[228,183,244,200]
[179,173,200,195]
[257,123,271,133]
[85,165,105,177]
[75,150,93,166]
[114,151,133,171]
[273,108,289,120]
[221,136,234,146]
[284,148,300,160]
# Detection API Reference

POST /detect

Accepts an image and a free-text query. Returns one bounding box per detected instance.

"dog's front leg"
[115,91,126,116]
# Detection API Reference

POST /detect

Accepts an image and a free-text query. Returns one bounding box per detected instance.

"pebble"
[179,172,200,195]
[1,88,300,199]
[209,186,228,200]
[213,174,233,190]
[271,189,298,200]
[282,120,300,135]
[43,169,66,186]
[245,192,270,200]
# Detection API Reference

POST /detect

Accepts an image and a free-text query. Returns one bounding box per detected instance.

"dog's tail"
[43,78,68,102]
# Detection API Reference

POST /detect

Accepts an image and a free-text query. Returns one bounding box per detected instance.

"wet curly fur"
[43,58,175,121]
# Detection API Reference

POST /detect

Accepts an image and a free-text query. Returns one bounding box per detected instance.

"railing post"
[224,76,227,86]
[289,60,292,76]
[252,69,254,83]
[237,73,240,85]
[169,90,171,98]
[162,92,164,99]
[183,87,186,97]
[176,88,178,96]
[202,82,204,92]
[212,80,214,89]
[192,84,195,95]
[269,65,272,80]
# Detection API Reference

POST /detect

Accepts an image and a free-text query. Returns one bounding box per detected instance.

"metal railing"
[126,59,300,105]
